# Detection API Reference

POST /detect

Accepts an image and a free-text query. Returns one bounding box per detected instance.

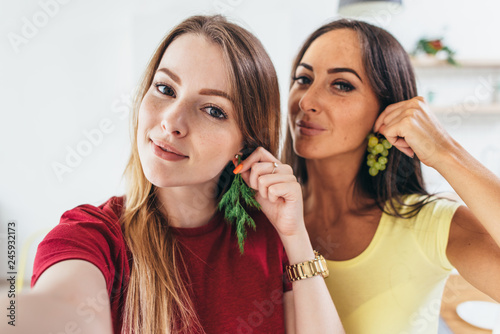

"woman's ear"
[240,147,255,161]
[232,153,242,167]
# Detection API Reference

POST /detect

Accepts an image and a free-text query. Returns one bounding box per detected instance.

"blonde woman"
[3,15,343,334]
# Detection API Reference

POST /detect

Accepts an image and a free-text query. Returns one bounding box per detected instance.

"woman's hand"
[236,147,305,237]
[373,96,453,168]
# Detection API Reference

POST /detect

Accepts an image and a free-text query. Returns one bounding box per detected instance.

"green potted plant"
[412,38,458,66]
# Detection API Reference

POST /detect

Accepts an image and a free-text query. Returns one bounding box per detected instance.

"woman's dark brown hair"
[282,18,432,218]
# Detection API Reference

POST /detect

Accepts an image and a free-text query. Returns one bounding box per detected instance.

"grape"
[368,136,379,148]
[382,139,392,149]
[366,134,391,176]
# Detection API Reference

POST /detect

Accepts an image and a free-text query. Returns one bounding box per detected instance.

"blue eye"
[292,76,311,85]
[202,105,227,119]
[155,83,175,97]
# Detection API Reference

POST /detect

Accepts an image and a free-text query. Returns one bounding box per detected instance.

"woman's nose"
[160,103,189,137]
[298,85,321,114]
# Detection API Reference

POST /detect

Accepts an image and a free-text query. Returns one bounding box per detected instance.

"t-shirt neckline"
[324,194,424,266]
[325,210,387,266]
[169,210,224,237]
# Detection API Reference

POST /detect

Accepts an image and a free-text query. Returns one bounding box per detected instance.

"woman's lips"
[150,139,188,161]
[296,120,326,136]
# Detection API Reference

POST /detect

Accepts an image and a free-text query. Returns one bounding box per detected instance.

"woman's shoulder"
[61,196,125,225]
[394,193,462,270]
[32,195,129,291]
[390,193,461,218]
[55,195,126,240]
[62,195,124,218]
[37,195,129,265]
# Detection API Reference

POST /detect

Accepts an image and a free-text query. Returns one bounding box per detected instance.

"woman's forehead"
[302,29,363,70]
[158,34,230,87]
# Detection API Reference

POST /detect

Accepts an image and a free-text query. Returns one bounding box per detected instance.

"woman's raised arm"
[374,96,500,301]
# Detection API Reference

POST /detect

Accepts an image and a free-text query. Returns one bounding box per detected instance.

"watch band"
[286,250,329,282]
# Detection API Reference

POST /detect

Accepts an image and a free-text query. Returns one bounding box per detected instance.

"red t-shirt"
[31,196,292,333]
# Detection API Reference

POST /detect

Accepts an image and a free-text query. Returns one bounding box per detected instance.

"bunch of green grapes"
[366,133,392,176]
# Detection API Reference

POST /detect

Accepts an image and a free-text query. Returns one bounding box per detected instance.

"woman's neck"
[155,184,218,229]
[303,150,373,223]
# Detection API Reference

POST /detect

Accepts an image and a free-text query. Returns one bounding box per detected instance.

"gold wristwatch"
[286,250,329,282]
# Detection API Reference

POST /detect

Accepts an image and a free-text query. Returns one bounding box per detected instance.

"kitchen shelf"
[431,103,500,115]
[411,57,500,69]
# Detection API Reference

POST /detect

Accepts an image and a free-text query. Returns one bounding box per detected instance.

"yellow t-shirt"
[325,195,461,334]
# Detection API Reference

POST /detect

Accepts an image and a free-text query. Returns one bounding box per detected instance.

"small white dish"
[456,301,500,330]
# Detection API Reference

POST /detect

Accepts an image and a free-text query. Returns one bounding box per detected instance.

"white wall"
[1,0,499,283]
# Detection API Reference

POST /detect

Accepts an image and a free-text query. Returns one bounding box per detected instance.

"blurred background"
[1,0,500,332]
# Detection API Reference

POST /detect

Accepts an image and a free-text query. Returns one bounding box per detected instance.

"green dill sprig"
[218,156,261,254]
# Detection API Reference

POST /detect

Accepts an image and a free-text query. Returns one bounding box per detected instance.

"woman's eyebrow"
[199,89,232,102]
[156,67,181,84]
[298,62,363,83]
[327,67,363,82]
[155,67,231,101]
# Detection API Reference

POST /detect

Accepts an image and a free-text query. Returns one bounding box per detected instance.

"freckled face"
[137,34,243,189]
[288,29,380,160]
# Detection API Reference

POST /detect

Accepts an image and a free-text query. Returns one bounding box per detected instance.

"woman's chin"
[141,167,177,188]
[294,150,322,160]
[293,143,324,160]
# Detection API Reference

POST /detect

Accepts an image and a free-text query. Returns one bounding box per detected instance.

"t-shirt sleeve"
[31,200,125,295]
[413,196,461,271]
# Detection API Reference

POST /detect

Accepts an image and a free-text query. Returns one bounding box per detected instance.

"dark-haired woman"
[283,19,500,333]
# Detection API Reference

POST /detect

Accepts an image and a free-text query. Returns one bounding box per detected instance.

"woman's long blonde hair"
[120,15,280,333]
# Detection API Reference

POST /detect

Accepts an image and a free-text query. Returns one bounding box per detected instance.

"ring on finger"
[271,162,279,174]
